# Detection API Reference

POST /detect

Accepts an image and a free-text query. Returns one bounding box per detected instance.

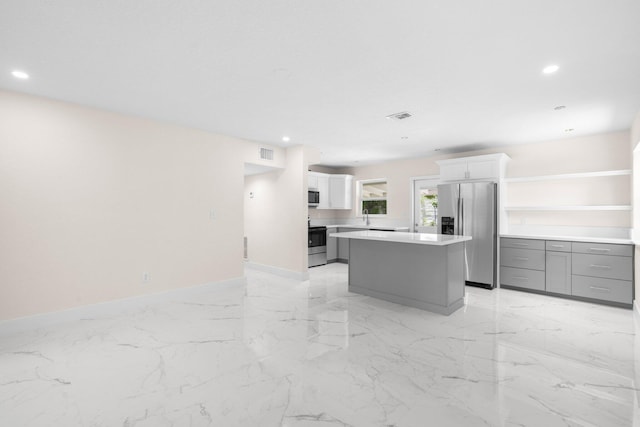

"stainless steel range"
[308,225,327,267]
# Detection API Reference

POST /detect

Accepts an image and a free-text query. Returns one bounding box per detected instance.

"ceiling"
[2,1,640,167]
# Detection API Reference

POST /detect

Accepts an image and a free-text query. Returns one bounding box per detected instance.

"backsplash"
[309,216,411,229]
[507,224,631,240]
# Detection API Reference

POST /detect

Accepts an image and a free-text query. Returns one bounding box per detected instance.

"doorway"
[411,176,439,233]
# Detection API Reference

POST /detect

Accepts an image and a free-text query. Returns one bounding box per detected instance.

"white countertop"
[500,234,634,245]
[330,230,472,246]
[323,224,410,232]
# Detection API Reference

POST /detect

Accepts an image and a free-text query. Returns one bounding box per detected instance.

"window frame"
[358,178,388,217]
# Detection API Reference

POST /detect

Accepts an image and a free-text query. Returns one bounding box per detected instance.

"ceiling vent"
[386,111,413,120]
[259,148,274,161]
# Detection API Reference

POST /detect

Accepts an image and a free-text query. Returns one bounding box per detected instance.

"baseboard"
[0,276,246,336]
[244,261,310,281]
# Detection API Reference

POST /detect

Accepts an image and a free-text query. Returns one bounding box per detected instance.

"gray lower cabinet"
[501,247,546,271]
[501,237,633,307]
[337,227,365,263]
[546,251,571,295]
[571,275,633,304]
[326,227,338,262]
[500,238,545,291]
[572,253,632,281]
[571,242,633,305]
[500,266,545,291]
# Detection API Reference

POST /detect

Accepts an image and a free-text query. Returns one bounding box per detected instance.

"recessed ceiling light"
[564,128,574,132]
[554,105,566,110]
[282,136,290,142]
[542,64,559,74]
[11,70,29,79]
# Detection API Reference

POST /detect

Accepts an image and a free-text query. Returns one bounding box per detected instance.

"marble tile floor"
[1,262,639,426]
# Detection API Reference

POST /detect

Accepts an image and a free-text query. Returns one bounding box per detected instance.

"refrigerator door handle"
[460,198,464,235]
[456,196,461,235]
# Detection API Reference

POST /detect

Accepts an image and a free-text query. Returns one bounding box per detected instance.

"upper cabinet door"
[439,162,468,182]
[467,159,499,180]
[317,175,330,209]
[329,175,353,209]
[308,172,319,189]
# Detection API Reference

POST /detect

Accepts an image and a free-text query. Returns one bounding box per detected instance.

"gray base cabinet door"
[546,251,571,295]
[338,236,350,261]
[326,228,338,261]
[337,228,360,261]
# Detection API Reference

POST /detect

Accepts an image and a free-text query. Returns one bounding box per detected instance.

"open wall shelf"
[505,205,632,211]
[504,169,631,183]
[502,168,632,233]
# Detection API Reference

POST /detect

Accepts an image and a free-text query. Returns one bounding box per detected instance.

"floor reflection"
[0,262,638,426]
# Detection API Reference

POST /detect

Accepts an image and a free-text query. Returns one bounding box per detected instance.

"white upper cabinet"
[436,153,509,182]
[308,172,353,210]
[467,159,500,180]
[439,162,469,181]
[317,174,330,209]
[329,175,353,209]
[308,172,320,189]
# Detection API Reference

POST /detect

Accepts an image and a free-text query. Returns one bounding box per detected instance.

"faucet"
[363,209,370,226]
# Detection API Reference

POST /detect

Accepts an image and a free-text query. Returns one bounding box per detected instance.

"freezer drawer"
[500,247,545,271]
[500,266,545,291]
[500,238,545,250]
[571,275,632,304]
[571,242,632,257]
[572,253,632,281]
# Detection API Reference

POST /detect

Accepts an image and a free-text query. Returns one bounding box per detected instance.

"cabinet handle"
[589,248,611,252]
[589,264,611,270]
[512,243,529,246]
[550,244,564,248]
[589,286,611,292]
[512,276,528,280]
[513,257,529,261]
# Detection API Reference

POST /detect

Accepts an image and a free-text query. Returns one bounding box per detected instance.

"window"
[360,179,387,215]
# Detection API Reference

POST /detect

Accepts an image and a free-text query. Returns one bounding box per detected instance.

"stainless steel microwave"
[308,190,320,207]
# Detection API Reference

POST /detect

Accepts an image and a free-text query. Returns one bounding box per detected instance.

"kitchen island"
[330,230,472,315]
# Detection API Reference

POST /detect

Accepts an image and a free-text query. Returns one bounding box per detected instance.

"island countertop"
[323,224,410,232]
[330,230,472,246]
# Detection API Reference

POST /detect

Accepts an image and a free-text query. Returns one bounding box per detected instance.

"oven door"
[308,227,327,247]
[308,227,327,267]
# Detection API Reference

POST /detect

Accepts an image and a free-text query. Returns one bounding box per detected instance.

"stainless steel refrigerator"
[437,182,497,289]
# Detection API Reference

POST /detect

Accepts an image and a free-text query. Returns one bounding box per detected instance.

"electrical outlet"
[142,272,151,283]
[209,209,215,220]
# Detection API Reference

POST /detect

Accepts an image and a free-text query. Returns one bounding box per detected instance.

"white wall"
[244,146,315,276]
[324,131,631,233]
[630,112,640,312]
[0,90,263,320]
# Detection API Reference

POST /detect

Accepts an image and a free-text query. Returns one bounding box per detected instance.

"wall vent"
[386,111,413,120]
[259,148,274,161]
